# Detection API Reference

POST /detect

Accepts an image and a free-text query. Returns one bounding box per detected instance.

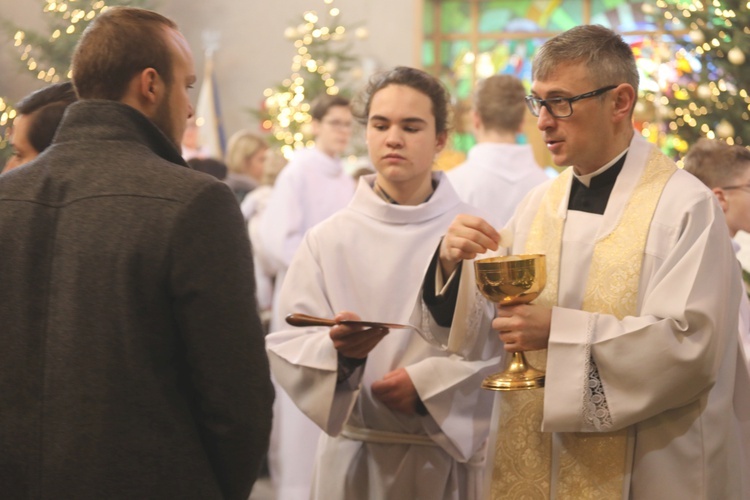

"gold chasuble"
[491,149,677,499]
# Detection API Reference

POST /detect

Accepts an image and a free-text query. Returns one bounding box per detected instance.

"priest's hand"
[330,311,389,359]
[439,214,500,278]
[371,368,419,416]
[492,304,552,352]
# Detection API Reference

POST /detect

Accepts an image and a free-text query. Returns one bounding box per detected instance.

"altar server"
[266,66,501,500]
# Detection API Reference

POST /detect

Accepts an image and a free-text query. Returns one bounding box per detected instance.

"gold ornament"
[697,84,712,100]
[716,120,735,139]
[689,29,705,45]
[728,47,746,65]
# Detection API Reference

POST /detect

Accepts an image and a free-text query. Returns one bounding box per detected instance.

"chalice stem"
[481,351,545,391]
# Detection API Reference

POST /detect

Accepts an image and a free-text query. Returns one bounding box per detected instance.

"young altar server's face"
[366,84,446,187]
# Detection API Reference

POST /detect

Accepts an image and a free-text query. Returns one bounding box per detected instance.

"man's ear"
[713,187,730,214]
[435,131,448,154]
[139,68,161,105]
[120,68,162,117]
[612,83,636,123]
[471,109,482,133]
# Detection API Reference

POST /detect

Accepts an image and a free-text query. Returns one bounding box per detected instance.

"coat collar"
[54,100,188,167]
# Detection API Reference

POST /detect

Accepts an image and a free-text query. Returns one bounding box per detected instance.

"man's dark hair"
[15,81,77,153]
[353,66,452,135]
[309,94,351,121]
[72,7,178,100]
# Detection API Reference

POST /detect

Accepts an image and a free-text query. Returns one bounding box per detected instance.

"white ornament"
[716,120,735,139]
[728,47,746,65]
[697,84,712,100]
[689,29,705,45]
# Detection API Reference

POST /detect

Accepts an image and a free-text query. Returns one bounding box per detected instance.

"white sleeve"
[265,233,360,435]
[543,194,741,432]
[257,166,305,274]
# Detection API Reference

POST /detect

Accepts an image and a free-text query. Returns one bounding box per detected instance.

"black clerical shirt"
[567,154,625,214]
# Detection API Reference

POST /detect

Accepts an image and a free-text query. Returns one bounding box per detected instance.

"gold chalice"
[475,254,547,391]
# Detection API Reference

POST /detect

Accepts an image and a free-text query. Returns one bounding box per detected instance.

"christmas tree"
[254,0,365,159]
[655,0,749,148]
[0,0,154,161]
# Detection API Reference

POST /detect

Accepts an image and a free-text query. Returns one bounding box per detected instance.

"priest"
[423,25,746,499]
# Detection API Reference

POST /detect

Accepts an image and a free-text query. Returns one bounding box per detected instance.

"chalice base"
[481,352,545,391]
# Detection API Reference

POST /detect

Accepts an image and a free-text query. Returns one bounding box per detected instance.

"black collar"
[568,154,626,215]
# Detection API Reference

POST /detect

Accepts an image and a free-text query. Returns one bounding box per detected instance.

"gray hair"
[533,25,639,95]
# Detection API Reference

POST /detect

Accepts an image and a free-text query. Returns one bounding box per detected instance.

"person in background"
[225,129,269,203]
[187,156,228,180]
[2,81,77,173]
[181,115,209,160]
[0,8,273,499]
[683,139,750,496]
[447,74,548,229]
[258,93,355,500]
[424,25,745,499]
[266,66,500,500]
[242,149,288,331]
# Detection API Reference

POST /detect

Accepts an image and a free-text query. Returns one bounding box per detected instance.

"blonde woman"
[225,129,268,202]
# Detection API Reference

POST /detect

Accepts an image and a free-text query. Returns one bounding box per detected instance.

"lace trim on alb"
[582,313,613,430]
[418,299,447,349]
[464,286,487,350]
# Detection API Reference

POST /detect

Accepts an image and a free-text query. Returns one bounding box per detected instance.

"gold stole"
[491,149,677,499]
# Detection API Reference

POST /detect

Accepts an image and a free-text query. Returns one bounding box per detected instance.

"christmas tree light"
[254,0,361,159]
[0,0,153,160]
[655,0,749,148]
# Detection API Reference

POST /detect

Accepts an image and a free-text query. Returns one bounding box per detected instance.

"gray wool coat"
[0,101,274,499]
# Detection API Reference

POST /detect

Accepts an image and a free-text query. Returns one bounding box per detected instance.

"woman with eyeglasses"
[258,93,356,500]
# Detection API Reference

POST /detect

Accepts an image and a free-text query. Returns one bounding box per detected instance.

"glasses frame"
[720,182,750,192]
[524,85,619,118]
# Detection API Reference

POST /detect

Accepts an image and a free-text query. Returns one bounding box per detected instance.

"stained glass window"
[422,0,675,165]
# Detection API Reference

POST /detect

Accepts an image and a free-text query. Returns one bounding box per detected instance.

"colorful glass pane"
[475,38,543,84]
[424,0,435,35]
[422,40,436,68]
[590,1,660,31]
[439,40,474,98]
[440,1,472,34]
[478,0,586,33]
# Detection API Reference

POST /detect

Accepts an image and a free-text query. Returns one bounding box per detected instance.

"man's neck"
[573,128,634,176]
[475,128,517,145]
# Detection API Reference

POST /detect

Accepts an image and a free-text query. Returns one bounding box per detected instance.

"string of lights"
[12,0,110,84]
[654,0,749,148]
[0,1,152,156]
[258,0,362,158]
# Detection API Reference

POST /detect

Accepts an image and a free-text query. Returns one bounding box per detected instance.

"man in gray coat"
[0,7,273,499]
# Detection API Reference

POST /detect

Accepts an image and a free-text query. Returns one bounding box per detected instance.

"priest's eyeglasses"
[721,182,750,193]
[525,85,618,118]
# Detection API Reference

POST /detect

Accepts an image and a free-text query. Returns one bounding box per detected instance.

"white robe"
[441,135,747,499]
[447,143,548,229]
[266,173,502,500]
[733,241,750,497]
[257,147,355,499]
